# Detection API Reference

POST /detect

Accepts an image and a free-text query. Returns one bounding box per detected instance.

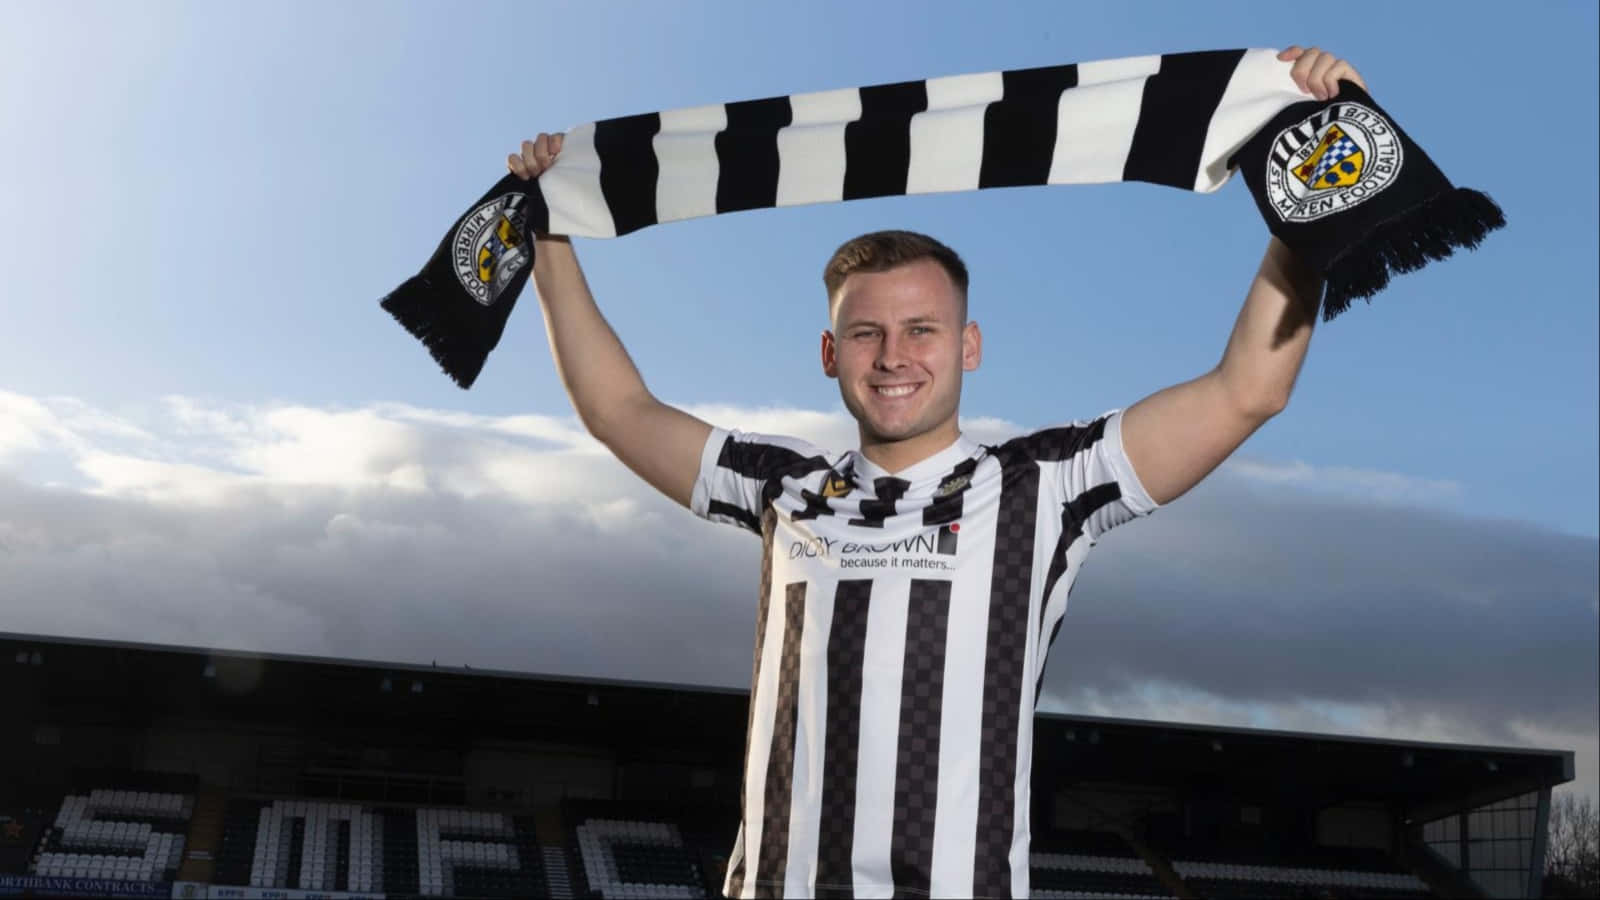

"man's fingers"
[1309,53,1340,98]
[1283,47,1366,100]
[509,132,567,180]
[1291,47,1320,96]
[1332,61,1367,93]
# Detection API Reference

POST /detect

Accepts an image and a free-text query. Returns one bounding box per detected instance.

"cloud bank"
[2,389,1595,802]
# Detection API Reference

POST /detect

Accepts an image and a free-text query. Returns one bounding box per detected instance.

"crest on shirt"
[935,473,972,498]
[820,471,852,499]
[453,193,532,306]
[1264,101,1402,223]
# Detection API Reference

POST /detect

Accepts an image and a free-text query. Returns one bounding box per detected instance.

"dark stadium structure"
[1,631,1575,900]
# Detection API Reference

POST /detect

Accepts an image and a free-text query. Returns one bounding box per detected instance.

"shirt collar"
[847,432,982,487]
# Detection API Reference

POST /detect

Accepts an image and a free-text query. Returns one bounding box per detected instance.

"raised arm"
[512,134,712,508]
[1118,46,1362,507]
[1120,235,1322,506]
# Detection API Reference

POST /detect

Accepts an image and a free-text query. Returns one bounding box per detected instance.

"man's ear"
[962,320,983,372]
[821,330,839,378]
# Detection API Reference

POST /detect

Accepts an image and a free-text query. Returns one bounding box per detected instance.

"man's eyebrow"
[840,314,942,329]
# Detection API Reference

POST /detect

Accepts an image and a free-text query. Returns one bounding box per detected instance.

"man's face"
[822,259,982,450]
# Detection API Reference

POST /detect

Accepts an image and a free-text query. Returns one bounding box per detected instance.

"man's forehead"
[837,308,948,327]
[833,266,963,325]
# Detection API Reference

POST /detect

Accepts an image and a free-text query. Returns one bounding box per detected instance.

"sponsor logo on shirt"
[788,522,960,570]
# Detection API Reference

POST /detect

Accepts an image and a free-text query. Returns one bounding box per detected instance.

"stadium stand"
[572,818,706,899]
[29,787,191,884]
[1026,827,1172,897]
[1169,856,1432,898]
[0,810,47,876]
[1147,836,1433,899]
[1031,852,1170,898]
[417,806,547,898]
[209,796,551,898]
[559,797,722,899]
[241,799,380,892]
[2,632,1578,900]
[542,843,577,898]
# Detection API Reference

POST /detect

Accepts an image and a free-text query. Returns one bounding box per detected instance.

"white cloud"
[1223,456,1465,507]
[2,388,1595,807]
[1043,679,1599,811]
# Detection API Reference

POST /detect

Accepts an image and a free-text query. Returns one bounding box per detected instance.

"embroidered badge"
[1265,102,1403,223]
[935,473,972,498]
[453,193,531,306]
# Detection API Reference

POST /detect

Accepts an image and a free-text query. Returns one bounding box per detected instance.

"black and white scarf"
[381,48,1504,389]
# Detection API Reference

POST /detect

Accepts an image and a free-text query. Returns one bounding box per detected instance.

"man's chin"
[860,419,925,446]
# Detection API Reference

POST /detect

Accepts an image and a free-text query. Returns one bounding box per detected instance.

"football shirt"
[691,408,1160,898]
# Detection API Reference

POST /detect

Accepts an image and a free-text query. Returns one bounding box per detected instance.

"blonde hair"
[823,230,969,319]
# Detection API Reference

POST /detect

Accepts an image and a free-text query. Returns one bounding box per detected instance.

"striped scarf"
[381,48,1503,389]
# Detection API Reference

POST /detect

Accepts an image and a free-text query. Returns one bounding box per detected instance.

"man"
[510,45,1364,900]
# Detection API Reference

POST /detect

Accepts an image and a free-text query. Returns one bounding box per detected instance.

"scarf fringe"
[380,273,491,390]
[1321,187,1506,321]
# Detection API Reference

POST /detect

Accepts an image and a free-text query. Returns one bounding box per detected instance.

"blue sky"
[2,1,1596,800]
[2,0,1595,536]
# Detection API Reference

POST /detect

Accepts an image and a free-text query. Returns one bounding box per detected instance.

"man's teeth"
[875,385,917,397]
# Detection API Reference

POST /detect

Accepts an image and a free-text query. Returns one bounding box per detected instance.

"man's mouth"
[872,383,920,398]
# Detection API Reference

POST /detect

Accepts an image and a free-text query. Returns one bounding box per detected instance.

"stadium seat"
[207,798,548,897]
[31,788,192,884]
[1168,854,1432,897]
[571,817,707,899]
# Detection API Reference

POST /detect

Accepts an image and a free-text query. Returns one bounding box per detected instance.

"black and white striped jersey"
[689,408,1161,898]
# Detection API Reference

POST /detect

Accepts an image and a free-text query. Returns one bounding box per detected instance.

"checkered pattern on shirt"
[756,584,808,897]
[889,579,952,896]
[972,449,1040,899]
[725,507,780,899]
[814,579,872,899]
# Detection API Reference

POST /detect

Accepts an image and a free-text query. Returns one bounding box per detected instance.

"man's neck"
[858,425,963,475]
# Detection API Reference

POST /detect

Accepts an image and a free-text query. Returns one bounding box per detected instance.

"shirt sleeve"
[689,427,832,536]
[1056,407,1162,540]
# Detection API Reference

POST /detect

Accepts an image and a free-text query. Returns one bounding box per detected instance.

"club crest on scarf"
[453,193,531,306]
[1265,101,1403,223]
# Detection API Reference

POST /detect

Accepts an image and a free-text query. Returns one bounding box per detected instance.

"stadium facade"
[0,631,1574,899]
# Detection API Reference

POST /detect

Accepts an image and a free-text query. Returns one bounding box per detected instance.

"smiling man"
[512,45,1363,900]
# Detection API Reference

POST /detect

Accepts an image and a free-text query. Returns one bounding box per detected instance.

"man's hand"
[508,132,565,180]
[1278,46,1367,101]
[510,133,568,242]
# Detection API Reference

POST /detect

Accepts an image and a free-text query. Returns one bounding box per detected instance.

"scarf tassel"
[380,267,526,390]
[1321,187,1506,321]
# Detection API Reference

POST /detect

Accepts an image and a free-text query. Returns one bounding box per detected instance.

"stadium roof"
[3,630,1575,820]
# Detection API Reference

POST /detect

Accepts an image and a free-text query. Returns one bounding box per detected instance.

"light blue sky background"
[2,0,1595,538]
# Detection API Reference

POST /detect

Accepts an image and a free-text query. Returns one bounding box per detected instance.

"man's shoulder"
[986,410,1122,465]
[710,427,842,480]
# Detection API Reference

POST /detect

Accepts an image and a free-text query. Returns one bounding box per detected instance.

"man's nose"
[875,332,907,369]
